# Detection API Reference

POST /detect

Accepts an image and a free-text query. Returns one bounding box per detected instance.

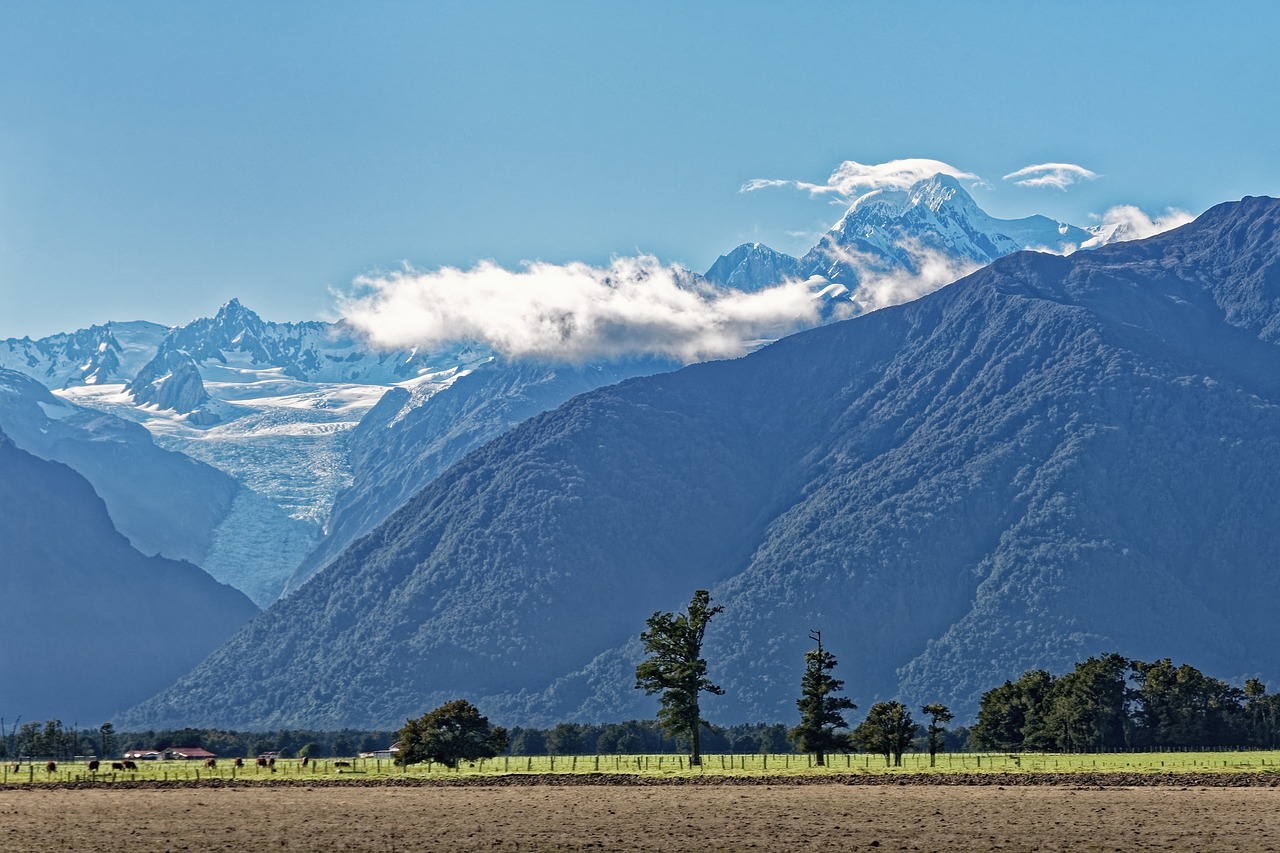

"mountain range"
[114,194,1280,730]
[1,174,1099,608]
[5,175,1221,727]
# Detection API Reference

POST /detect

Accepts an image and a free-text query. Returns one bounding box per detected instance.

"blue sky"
[2,1,1278,338]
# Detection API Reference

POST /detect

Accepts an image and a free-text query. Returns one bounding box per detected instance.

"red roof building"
[163,747,217,760]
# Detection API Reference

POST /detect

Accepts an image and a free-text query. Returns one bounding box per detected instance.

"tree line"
[13,595,1278,768]
[972,653,1280,751]
[379,590,1280,770]
[396,590,967,768]
[0,719,398,761]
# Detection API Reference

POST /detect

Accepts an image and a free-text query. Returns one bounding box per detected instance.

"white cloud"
[846,241,982,313]
[1081,205,1196,248]
[1003,163,1099,190]
[337,256,823,365]
[743,158,980,201]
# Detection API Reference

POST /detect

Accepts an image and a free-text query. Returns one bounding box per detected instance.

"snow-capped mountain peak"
[843,172,968,220]
[802,173,1093,284]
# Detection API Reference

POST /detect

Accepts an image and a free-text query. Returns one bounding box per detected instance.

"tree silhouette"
[98,723,116,760]
[788,630,856,766]
[635,589,724,766]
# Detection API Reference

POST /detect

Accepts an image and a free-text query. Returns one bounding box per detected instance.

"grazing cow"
[111,762,125,771]
[301,756,309,768]
[88,760,100,772]
[268,757,275,768]
[256,757,267,768]
[234,757,244,768]
[122,760,138,771]
[204,758,217,769]
[45,761,57,773]
[334,760,352,772]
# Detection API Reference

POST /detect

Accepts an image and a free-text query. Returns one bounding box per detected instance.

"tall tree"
[788,630,856,766]
[396,700,508,769]
[921,703,954,768]
[98,723,116,760]
[853,701,917,766]
[1244,679,1280,749]
[635,589,724,766]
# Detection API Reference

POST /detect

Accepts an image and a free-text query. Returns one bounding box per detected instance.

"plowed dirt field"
[3,778,1279,851]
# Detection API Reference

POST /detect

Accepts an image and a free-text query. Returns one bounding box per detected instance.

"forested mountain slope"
[122,196,1280,729]
[283,357,677,594]
[0,431,258,723]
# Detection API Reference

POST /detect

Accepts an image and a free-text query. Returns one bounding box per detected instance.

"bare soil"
[3,777,1279,851]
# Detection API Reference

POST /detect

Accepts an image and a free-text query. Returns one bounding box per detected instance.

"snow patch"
[36,400,73,420]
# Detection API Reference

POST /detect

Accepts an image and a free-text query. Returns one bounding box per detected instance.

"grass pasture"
[5,749,1280,785]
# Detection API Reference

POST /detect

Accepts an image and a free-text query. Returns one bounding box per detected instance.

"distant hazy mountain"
[121,297,483,421]
[0,320,169,388]
[0,300,489,605]
[119,195,1280,730]
[703,243,805,291]
[0,429,258,723]
[0,367,237,566]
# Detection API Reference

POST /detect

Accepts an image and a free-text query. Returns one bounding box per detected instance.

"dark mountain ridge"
[121,196,1280,729]
[0,430,258,723]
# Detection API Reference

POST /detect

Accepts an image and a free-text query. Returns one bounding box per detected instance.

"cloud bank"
[338,256,824,365]
[847,243,982,313]
[743,158,979,201]
[1082,205,1195,248]
[1003,162,1099,190]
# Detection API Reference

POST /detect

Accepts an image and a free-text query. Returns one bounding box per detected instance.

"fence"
[4,749,1278,785]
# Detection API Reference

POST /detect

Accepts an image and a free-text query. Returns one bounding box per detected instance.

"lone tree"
[635,589,724,766]
[853,701,917,766]
[98,722,116,760]
[921,703,954,767]
[396,699,508,769]
[788,630,856,766]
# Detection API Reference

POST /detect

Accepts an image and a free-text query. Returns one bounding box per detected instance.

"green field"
[6,750,1280,785]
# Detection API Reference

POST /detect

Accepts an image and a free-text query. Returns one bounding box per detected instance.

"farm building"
[163,747,216,761]
[360,742,400,760]
[122,750,161,761]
